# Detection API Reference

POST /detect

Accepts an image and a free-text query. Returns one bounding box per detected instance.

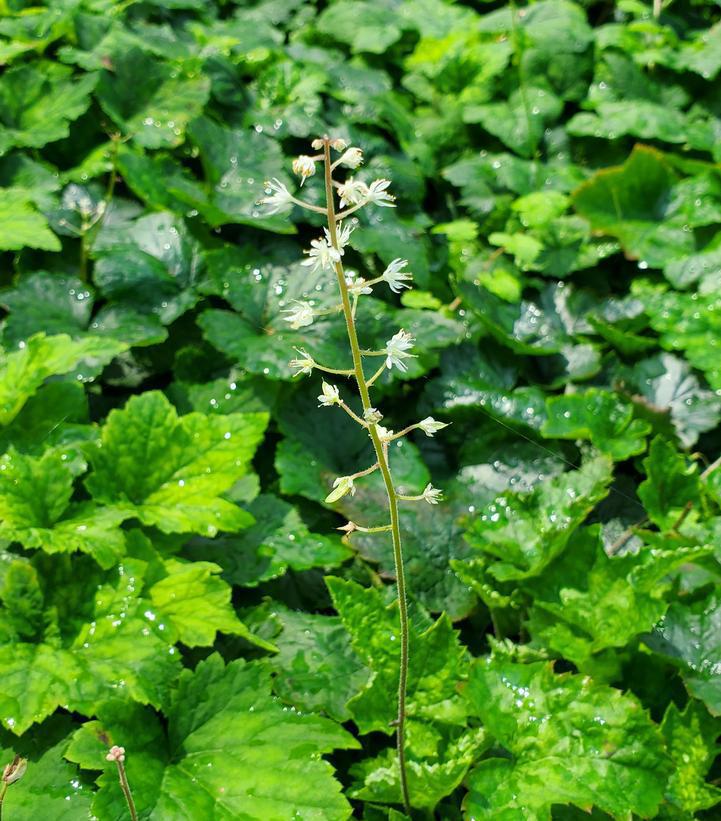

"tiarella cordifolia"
[258,137,450,813]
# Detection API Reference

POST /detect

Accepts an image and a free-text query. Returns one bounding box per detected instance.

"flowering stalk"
[106,745,138,821]
[259,136,449,813]
[321,138,413,812]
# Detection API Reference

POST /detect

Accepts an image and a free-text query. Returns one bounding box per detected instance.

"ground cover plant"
[1,0,721,817]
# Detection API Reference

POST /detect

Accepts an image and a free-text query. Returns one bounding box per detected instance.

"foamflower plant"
[259,137,449,813]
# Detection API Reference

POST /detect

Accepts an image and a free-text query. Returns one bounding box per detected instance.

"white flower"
[281,300,314,329]
[384,329,416,372]
[105,746,126,764]
[381,258,413,293]
[289,347,314,376]
[366,179,395,207]
[339,147,363,168]
[363,407,383,424]
[292,155,316,185]
[338,178,369,208]
[375,424,394,443]
[301,237,341,272]
[417,416,449,437]
[259,178,293,214]
[331,138,348,151]
[318,381,341,407]
[345,270,373,296]
[422,483,443,505]
[324,221,354,250]
[311,138,324,150]
[325,475,356,503]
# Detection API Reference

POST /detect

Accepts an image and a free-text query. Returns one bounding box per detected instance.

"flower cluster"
[258,137,448,510]
[106,745,126,763]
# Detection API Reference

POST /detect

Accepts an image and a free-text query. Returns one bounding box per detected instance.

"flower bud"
[292,155,316,185]
[339,147,363,168]
[325,475,356,503]
[375,425,395,443]
[2,756,27,785]
[363,407,383,424]
[417,417,449,437]
[330,138,348,151]
[318,382,341,407]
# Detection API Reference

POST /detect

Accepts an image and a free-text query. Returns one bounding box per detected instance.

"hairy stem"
[322,137,412,814]
[115,761,138,821]
[79,231,89,282]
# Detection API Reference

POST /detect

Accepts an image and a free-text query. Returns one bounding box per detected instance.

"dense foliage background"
[1,0,721,817]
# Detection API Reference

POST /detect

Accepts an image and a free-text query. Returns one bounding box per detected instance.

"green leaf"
[621,353,721,448]
[464,657,671,819]
[573,145,692,267]
[96,47,210,148]
[64,700,169,821]
[161,655,358,818]
[0,273,93,341]
[343,483,477,620]
[661,700,721,815]
[68,656,359,819]
[350,727,487,810]
[0,381,89,457]
[458,281,577,358]
[0,272,165,351]
[0,62,96,152]
[148,558,274,650]
[327,577,468,735]
[0,333,126,427]
[542,389,651,460]
[568,100,688,145]
[0,560,46,642]
[0,448,125,568]
[0,559,182,734]
[92,212,203,326]
[86,391,266,534]
[268,604,369,722]
[0,193,59,251]
[673,22,721,79]
[187,117,293,232]
[647,592,721,715]
[424,344,546,431]
[664,241,721,289]
[186,494,350,588]
[526,526,710,676]
[0,6,75,65]
[464,86,564,158]
[116,146,227,224]
[0,153,61,210]
[0,725,93,820]
[197,248,394,380]
[317,1,405,53]
[638,437,700,531]
[642,286,721,392]
[275,382,430,505]
[462,456,613,582]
